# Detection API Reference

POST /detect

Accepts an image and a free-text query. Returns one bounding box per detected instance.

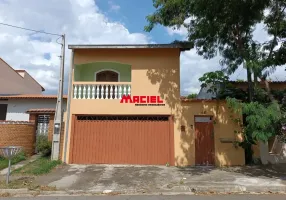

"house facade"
[0,95,67,121]
[0,58,44,95]
[0,57,67,155]
[229,81,286,91]
[0,58,67,121]
[62,44,245,167]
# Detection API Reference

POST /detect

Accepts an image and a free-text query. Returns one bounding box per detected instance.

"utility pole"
[51,34,65,160]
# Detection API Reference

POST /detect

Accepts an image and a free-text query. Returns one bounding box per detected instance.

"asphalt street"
[1,195,286,200]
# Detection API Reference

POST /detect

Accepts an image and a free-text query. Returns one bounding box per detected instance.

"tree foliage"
[146,0,286,163]
[199,70,229,97]
[145,0,286,100]
[187,93,197,99]
[227,98,282,143]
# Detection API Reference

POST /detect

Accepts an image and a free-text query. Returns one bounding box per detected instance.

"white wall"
[0,99,67,121]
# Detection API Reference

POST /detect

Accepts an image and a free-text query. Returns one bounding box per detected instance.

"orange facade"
[62,46,245,167]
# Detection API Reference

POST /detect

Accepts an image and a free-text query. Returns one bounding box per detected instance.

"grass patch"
[0,177,35,189]
[0,177,57,191]
[13,156,61,175]
[0,152,26,170]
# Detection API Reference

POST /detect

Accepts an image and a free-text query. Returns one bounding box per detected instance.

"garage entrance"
[69,115,174,165]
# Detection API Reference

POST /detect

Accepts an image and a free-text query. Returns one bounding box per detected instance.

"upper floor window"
[95,70,119,82]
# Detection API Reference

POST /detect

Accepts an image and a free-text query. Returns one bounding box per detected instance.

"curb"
[0,189,29,194]
[168,185,286,193]
[1,186,286,197]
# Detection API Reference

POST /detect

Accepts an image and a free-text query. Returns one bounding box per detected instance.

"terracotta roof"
[68,43,193,51]
[229,80,286,84]
[181,98,226,102]
[0,94,67,99]
[15,69,45,91]
[26,108,56,114]
[0,120,34,124]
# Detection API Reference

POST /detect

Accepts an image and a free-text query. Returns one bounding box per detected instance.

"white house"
[0,95,67,121]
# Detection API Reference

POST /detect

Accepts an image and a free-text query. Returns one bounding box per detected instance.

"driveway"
[33,164,286,193]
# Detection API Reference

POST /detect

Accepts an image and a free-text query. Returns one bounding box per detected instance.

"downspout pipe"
[63,49,74,163]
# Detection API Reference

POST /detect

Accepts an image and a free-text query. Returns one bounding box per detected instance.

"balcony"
[73,82,131,100]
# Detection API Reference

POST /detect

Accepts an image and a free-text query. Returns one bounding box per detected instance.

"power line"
[235,67,244,80]
[0,22,62,37]
[0,22,65,161]
[274,75,280,81]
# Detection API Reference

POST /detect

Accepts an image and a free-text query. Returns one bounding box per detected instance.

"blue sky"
[96,0,181,43]
[0,0,284,95]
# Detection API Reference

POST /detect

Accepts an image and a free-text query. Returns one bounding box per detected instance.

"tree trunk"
[246,62,253,102]
[260,78,276,102]
[254,72,258,88]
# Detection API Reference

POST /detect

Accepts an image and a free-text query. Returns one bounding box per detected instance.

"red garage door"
[69,115,174,165]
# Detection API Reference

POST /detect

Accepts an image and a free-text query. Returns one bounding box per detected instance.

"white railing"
[73,82,131,100]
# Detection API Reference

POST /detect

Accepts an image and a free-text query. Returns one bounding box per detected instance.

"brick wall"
[48,114,55,141]
[0,121,35,155]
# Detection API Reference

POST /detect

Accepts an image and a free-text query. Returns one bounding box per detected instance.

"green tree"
[187,93,197,99]
[145,0,286,102]
[199,71,248,100]
[199,70,229,98]
[145,1,286,160]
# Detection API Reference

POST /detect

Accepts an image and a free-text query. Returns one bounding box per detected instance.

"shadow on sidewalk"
[219,164,286,180]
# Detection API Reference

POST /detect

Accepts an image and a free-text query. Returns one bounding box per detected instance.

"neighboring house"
[60,44,245,167]
[0,58,44,94]
[229,80,286,91]
[196,83,221,99]
[0,57,67,121]
[197,81,286,100]
[0,95,67,121]
[0,57,67,155]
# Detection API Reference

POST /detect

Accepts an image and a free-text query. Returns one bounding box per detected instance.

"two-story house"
[61,44,245,167]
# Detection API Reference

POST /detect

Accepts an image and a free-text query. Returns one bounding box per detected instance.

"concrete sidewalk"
[32,164,286,194]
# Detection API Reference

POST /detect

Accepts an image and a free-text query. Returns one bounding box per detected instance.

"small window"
[96,70,119,82]
[195,116,212,123]
[0,104,8,120]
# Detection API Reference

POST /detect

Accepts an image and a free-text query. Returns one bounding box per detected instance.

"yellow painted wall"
[63,48,245,166]
[65,48,182,164]
[180,101,245,166]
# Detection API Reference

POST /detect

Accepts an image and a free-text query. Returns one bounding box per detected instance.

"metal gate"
[69,115,174,165]
[35,115,50,153]
[36,115,50,135]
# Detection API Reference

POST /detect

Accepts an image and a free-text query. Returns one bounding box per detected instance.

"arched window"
[95,70,119,82]
[94,70,120,99]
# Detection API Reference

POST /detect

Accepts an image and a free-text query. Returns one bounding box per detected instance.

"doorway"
[195,116,215,166]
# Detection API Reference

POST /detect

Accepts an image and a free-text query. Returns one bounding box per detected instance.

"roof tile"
[0,94,67,99]
[26,108,56,113]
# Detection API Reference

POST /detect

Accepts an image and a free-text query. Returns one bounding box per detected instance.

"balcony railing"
[73,82,131,100]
